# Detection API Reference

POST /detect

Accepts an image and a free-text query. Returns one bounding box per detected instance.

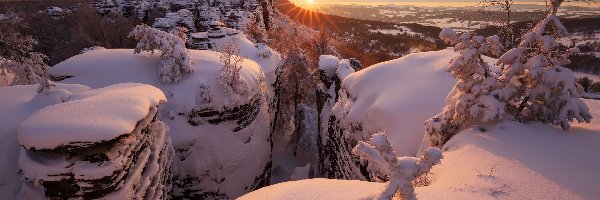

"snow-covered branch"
[353,133,442,200]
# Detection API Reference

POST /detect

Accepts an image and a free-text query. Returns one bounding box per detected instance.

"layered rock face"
[17,83,173,199]
[169,82,272,200]
[315,56,371,180]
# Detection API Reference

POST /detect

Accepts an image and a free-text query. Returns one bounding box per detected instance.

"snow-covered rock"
[318,55,340,78]
[319,49,457,180]
[209,33,282,84]
[18,83,166,150]
[50,48,273,198]
[0,84,90,199]
[17,83,172,199]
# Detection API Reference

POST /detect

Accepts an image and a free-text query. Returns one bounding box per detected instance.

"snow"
[418,105,600,199]
[50,46,273,198]
[190,32,208,39]
[244,99,600,200]
[51,48,264,110]
[369,26,419,36]
[209,33,282,79]
[318,55,340,77]
[18,83,166,150]
[0,84,90,198]
[239,178,381,200]
[241,45,600,199]
[333,48,458,156]
[335,59,355,82]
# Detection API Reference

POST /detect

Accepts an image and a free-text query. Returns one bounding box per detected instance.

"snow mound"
[335,48,458,156]
[336,59,355,82]
[18,83,166,150]
[239,178,381,200]
[418,99,600,199]
[51,48,264,110]
[318,55,340,77]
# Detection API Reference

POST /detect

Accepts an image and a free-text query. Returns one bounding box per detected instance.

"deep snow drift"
[242,49,600,199]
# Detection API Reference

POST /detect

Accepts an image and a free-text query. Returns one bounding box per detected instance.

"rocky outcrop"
[315,60,383,181]
[17,83,173,199]
[170,84,272,199]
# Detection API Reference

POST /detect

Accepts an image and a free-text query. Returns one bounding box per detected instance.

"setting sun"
[307,0,314,5]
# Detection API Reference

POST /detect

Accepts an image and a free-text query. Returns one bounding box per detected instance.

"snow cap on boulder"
[319,55,340,77]
[336,59,356,82]
[18,83,167,150]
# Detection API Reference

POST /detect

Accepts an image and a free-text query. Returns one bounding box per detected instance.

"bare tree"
[477,0,516,48]
[218,39,245,93]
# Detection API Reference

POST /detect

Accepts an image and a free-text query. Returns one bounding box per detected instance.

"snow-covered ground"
[369,26,419,36]
[241,49,600,199]
[422,18,493,32]
[239,178,381,200]
[0,32,282,198]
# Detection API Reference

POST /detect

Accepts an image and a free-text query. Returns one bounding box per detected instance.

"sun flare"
[307,0,314,5]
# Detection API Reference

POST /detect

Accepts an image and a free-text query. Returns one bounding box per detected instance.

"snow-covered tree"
[244,19,267,43]
[271,46,317,144]
[0,16,50,88]
[152,9,197,33]
[0,53,50,87]
[129,24,193,84]
[313,28,340,58]
[425,28,505,147]
[494,0,592,130]
[477,0,517,47]
[353,133,442,200]
[36,76,56,94]
[170,26,189,42]
[218,39,246,94]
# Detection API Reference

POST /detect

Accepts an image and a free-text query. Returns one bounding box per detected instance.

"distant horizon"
[291,0,600,8]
